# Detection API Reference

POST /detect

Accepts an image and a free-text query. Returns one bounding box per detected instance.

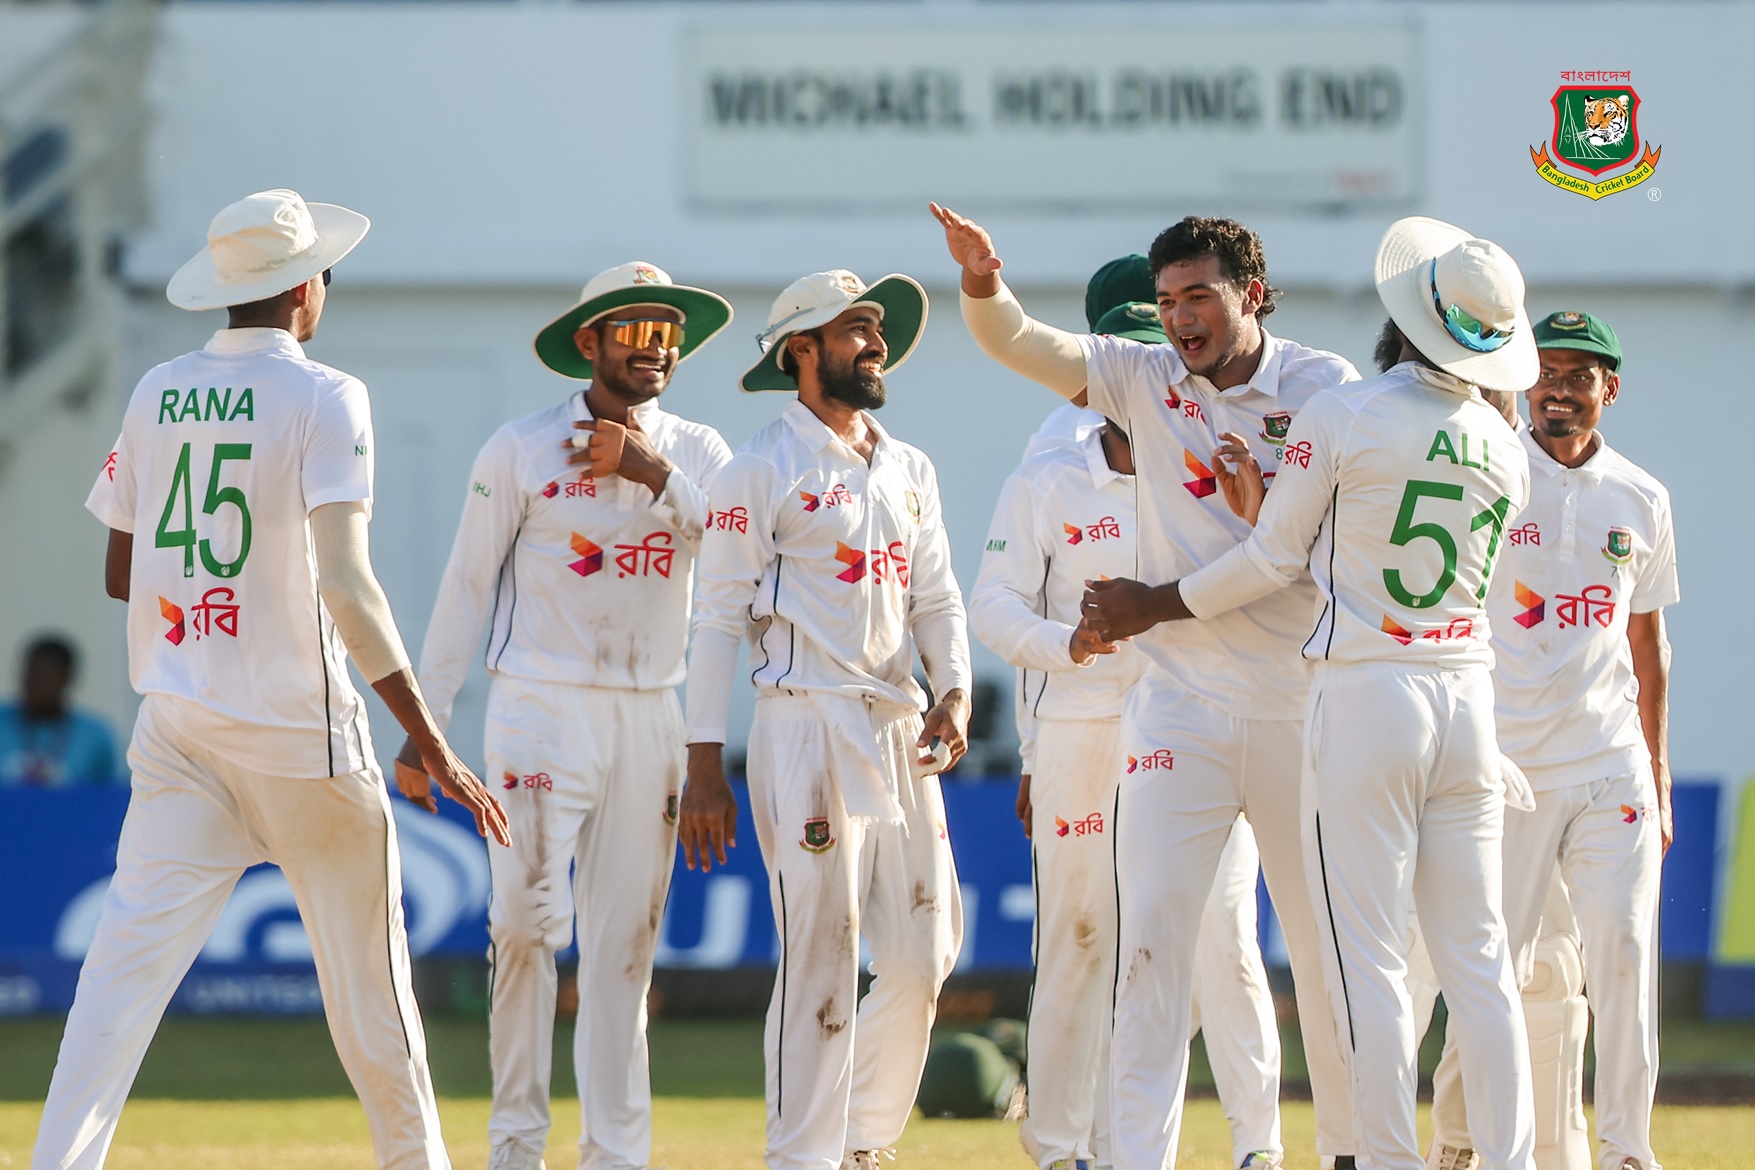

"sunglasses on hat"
[591,318,685,351]
[1429,261,1511,354]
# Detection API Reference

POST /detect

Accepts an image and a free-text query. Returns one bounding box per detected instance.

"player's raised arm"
[311,501,511,846]
[930,202,1089,401]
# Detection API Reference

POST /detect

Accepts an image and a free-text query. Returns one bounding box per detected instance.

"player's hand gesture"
[1082,576,1175,642]
[929,203,1003,298]
[680,743,739,872]
[396,736,512,848]
[918,687,971,772]
[1069,617,1124,665]
[568,415,674,498]
[1213,431,1266,526]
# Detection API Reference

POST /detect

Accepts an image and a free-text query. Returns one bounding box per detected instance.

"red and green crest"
[1260,411,1292,443]
[1530,76,1660,200]
[664,792,679,826]
[1603,526,1634,565]
[800,816,835,853]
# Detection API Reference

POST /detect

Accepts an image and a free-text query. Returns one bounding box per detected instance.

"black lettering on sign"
[1280,67,1403,129]
[707,71,967,130]
[995,69,1261,129]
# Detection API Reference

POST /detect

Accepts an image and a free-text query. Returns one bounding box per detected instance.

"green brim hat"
[534,261,732,380]
[740,270,928,393]
[1085,254,1154,331]
[1094,301,1166,344]
[1534,310,1622,371]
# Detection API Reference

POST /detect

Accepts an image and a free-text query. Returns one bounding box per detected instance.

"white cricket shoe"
[1426,1146,1479,1170]
[488,1138,547,1170]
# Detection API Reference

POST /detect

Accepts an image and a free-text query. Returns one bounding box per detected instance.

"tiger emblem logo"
[1581,94,1630,148]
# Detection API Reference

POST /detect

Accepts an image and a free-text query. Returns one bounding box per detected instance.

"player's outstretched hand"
[917,687,971,771]
[1016,773,1033,839]
[1082,577,1174,642]
[1213,431,1266,526]
[680,743,739,872]
[399,735,512,847]
[1069,618,1124,665]
[929,203,1004,299]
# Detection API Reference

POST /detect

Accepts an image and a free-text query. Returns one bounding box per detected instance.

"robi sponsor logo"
[833,540,909,587]
[1126,750,1174,773]
[157,587,242,645]
[1163,387,1205,424]
[1054,812,1105,838]
[1514,581,1546,628]
[502,770,554,792]
[1182,450,1217,499]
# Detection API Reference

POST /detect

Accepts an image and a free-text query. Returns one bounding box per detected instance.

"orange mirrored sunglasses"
[602,318,685,351]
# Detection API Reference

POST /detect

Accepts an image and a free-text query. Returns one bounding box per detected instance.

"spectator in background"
[0,634,119,786]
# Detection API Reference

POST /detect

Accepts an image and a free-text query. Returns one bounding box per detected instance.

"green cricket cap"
[1085,254,1154,331]
[1534,310,1622,371]
[1094,301,1166,344]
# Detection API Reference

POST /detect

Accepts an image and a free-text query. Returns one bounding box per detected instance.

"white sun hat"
[1374,217,1539,393]
[166,189,369,311]
[740,269,927,393]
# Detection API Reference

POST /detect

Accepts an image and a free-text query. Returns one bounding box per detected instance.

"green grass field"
[1,1015,1752,1169]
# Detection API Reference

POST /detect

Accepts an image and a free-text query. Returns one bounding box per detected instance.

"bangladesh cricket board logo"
[1603,526,1634,565]
[800,816,836,853]
[1530,76,1660,201]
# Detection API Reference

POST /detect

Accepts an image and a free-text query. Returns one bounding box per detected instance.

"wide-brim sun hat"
[740,270,927,394]
[1375,216,1539,393]
[167,188,369,311]
[534,261,732,380]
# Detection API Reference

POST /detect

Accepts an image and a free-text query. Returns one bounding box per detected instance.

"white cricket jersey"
[1077,329,1360,720]
[84,328,377,778]
[969,426,1146,764]
[686,401,971,742]
[1487,428,1678,789]
[1181,363,1531,669]
[417,392,730,729]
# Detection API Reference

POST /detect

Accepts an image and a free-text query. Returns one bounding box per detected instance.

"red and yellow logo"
[834,541,866,583]
[1183,450,1217,499]
[1514,581,1546,629]
[1063,523,1085,545]
[159,596,185,646]
[569,533,603,577]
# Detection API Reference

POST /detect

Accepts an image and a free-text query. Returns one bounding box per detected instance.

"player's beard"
[593,351,671,406]
[820,351,887,411]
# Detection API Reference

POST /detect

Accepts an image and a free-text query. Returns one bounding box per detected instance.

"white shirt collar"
[1521,424,1611,485]
[571,388,668,429]
[1181,327,1286,399]
[1080,425,1130,489]
[205,328,305,358]
[782,400,891,458]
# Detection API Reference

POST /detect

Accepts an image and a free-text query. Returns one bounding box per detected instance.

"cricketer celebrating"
[1426,311,1677,1170]
[1082,216,1542,1170]
[680,271,971,1170]
[935,203,1361,1170]
[971,292,1283,1170]
[403,262,734,1170]
[41,189,510,1170]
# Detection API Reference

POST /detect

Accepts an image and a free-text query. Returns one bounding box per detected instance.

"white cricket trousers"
[1428,769,1664,1170]
[1111,667,1352,1170]
[483,677,683,1170]
[1021,716,1280,1170]
[746,694,963,1170]
[1302,663,1533,1170]
[32,695,448,1170]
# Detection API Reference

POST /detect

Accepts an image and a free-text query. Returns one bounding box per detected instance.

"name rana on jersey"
[157,387,255,424]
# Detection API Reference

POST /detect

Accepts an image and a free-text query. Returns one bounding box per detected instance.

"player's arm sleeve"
[312,501,411,683]
[906,462,973,701]
[959,281,1090,401]
[1014,668,1039,774]
[968,474,1080,673]
[85,428,133,532]
[416,429,525,732]
[649,428,733,553]
[1072,332,1151,432]
[685,454,779,744]
[1630,487,1681,613]
[1179,398,1345,620]
[304,377,375,516]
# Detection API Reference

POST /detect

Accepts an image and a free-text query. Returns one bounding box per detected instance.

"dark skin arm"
[105,529,131,601]
[1016,773,1032,838]
[1627,609,1673,854]
[385,673,511,847]
[1080,578,1195,643]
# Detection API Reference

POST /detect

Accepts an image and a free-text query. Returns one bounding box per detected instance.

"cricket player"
[1081,215,1543,1170]
[39,188,511,1170]
[934,203,1361,1170]
[1424,311,1676,1170]
[401,262,734,1170]
[971,297,1282,1170]
[679,270,971,1170]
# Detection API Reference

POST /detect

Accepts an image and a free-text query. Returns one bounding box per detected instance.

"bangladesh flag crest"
[1603,526,1634,565]
[800,816,836,853]
[1260,411,1292,444]
[1531,79,1660,200]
